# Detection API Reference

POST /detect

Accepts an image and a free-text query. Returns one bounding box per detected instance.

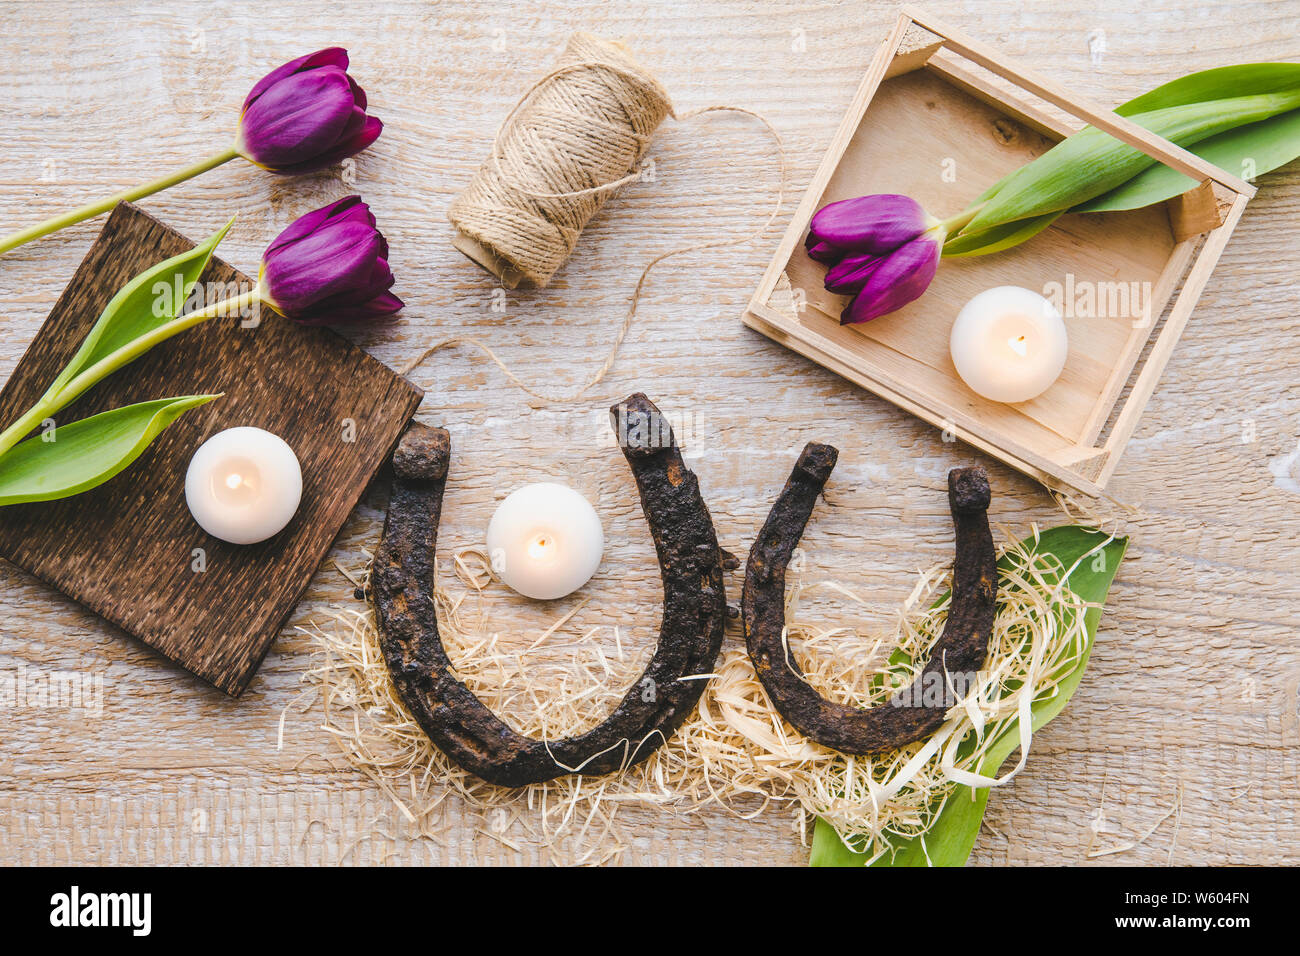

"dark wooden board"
[0,203,423,695]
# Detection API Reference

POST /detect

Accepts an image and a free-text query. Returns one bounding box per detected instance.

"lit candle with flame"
[184,427,302,544]
[949,286,1068,404]
[486,483,604,600]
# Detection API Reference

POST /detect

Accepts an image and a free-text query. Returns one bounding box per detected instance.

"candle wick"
[1007,334,1028,357]
[527,534,554,560]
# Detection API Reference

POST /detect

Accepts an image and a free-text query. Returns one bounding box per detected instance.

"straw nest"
[293,527,1107,865]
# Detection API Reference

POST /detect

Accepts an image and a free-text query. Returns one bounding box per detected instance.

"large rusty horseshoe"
[373,393,731,787]
[742,443,997,755]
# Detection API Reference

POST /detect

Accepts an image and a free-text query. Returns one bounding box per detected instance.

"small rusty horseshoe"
[372,393,732,787]
[742,443,997,754]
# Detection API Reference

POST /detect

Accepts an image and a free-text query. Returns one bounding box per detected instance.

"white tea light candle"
[950,286,1068,404]
[486,483,604,600]
[185,427,303,545]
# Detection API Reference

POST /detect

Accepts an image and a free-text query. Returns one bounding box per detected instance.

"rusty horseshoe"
[372,393,732,787]
[742,443,997,754]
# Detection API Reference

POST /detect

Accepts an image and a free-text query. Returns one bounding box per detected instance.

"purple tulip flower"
[806,194,944,324]
[0,49,386,258]
[236,49,382,174]
[839,237,941,324]
[259,196,403,325]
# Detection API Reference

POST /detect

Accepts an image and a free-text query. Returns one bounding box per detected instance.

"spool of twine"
[412,34,784,404]
[448,33,674,289]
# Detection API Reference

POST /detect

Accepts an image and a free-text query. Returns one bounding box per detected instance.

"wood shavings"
[296,526,1099,863]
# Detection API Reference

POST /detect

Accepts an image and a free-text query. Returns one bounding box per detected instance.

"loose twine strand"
[403,33,786,405]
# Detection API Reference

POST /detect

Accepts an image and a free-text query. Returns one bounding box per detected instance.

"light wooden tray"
[743,6,1254,495]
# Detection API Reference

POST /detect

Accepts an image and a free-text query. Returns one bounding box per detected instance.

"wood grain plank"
[1,0,1298,867]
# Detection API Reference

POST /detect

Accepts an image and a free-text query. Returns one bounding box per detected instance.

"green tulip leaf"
[44,217,233,403]
[1113,62,1300,116]
[0,394,219,506]
[964,90,1300,233]
[1076,109,1300,213]
[944,64,1300,254]
[942,212,1062,257]
[808,525,1128,867]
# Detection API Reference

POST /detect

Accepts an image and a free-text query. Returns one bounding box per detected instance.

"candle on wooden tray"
[950,286,1068,404]
[185,427,302,544]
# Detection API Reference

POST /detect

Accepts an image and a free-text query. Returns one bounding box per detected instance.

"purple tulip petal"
[297,292,404,326]
[243,48,350,111]
[347,74,367,112]
[306,256,395,310]
[809,194,929,255]
[264,195,367,256]
[372,291,404,313]
[265,116,383,175]
[263,222,383,312]
[824,252,882,295]
[338,105,367,142]
[238,66,356,169]
[805,239,841,265]
[841,236,940,325]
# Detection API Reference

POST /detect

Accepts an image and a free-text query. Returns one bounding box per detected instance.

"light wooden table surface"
[2,0,1298,866]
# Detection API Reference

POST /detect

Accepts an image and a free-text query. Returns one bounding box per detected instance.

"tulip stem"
[938,204,985,236]
[0,286,261,459]
[0,147,241,257]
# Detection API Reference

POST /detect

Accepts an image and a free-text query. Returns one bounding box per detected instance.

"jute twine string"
[451,33,674,281]
[403,33,786,405]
